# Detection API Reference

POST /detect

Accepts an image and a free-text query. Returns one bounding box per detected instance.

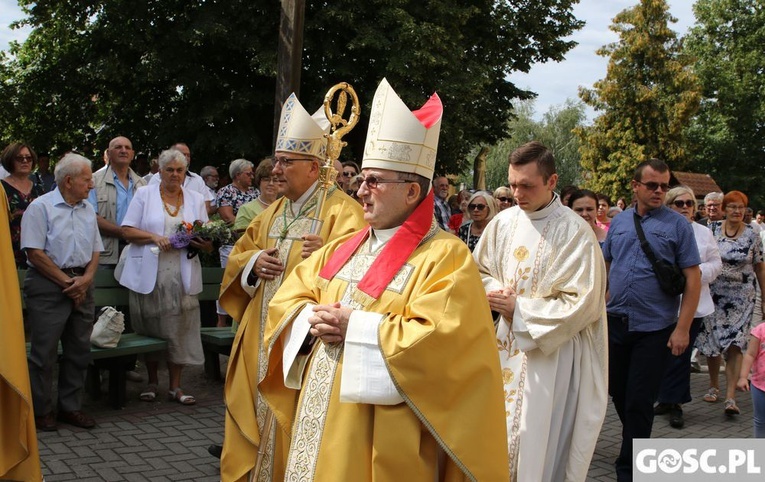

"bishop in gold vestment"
[0,183,42,481]
[260,78,509,481]
[218,89,365,482]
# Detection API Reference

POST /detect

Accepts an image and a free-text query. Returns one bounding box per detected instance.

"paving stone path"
[36,359,752,481]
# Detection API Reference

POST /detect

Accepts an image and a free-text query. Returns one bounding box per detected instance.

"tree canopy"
[458,98,586,190]
[576,0,701,200]
[0,0,583,173]
[682,0,765,206]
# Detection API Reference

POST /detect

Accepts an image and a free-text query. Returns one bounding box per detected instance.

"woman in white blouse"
[118,148,212,405]
[654,186,722,428]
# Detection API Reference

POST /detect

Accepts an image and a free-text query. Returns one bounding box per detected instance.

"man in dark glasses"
[602,158,701,481]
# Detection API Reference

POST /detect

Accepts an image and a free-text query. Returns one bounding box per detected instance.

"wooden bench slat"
[26,333,167,358]
[90,333,168,359]
[200,326,236,344]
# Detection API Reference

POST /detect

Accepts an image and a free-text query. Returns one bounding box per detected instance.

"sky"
[1,0,696,122]
[512,0,696,120]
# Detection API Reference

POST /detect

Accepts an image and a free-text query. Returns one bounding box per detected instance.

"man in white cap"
[472,141,608,481]
[259,78,508,481]
[218,93,365,482]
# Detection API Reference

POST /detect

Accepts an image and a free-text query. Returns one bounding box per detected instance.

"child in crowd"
[738,323,765,438]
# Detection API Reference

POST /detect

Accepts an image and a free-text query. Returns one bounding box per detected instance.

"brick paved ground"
[35,358,754,481]
[587,367,753,481]
[37,360,227,482]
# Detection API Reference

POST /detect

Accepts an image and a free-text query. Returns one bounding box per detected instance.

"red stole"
[318,191,435,303]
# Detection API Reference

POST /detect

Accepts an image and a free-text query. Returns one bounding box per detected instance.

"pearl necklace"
[160,187,182,217]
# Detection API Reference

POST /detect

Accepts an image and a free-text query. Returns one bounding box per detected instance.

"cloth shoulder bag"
[633,213,686,297]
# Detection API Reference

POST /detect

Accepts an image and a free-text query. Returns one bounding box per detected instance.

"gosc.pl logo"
[637,448,762,475]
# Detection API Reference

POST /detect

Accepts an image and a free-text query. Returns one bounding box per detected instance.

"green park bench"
[18,266,227,408]
[200,326,236,381]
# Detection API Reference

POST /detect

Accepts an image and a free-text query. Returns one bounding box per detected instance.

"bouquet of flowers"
[169,220,236,258]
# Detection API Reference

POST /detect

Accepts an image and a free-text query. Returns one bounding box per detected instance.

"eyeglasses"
[271,156,315,168]
[360,175,409,189]
[726,205,746,212]
[262,177,279,184]
[706,203,721,209]
[468,204,487,211]
[497,197,512,203]
[673,200,695,208]
[15,155,33,163]
[342,171,356,177]
[636,180,670,192]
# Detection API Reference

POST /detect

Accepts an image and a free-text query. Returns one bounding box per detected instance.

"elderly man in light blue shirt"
[21,153,103,432]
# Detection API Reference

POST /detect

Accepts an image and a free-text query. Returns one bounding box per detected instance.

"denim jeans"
[753,384,765,438]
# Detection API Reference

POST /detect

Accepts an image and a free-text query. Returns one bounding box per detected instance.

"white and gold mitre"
[362,78,442,181]
[275,93,331,158]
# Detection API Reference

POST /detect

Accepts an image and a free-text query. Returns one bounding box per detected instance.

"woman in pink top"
[738,322,765,437]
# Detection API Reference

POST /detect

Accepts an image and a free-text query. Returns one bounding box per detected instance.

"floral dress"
[458,221,481,252]
[697,222,764,356]
[1,179,45,268]
[215,184,259,216]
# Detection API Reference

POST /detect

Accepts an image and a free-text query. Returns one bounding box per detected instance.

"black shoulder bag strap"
[633,212,663,271]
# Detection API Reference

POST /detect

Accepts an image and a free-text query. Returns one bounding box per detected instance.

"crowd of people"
[2,76,765,482]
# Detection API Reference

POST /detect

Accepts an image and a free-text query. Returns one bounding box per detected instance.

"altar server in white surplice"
[472,141,609,482]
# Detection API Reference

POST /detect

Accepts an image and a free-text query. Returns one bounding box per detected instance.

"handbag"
[91,306,125,348]
[633,213,686,296]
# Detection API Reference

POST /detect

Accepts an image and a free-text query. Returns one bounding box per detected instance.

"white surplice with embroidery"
[472,195,609,482]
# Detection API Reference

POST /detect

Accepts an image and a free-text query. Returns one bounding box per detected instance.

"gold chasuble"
[219,185,364,482]
[260,211,509,481]
[472,195,608,481]
[0,184,42,481]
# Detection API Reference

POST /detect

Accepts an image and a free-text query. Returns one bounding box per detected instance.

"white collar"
[369,226,400,251]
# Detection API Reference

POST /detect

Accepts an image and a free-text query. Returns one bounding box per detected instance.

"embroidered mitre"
[362,78,442,181]
[275,93,331,159]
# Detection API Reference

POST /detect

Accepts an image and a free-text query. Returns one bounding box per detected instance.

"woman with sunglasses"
[493,186,514,211]
[654,186,721,428]
[1,142,46,268]
[458,191,497,252]
[697,190,765,416]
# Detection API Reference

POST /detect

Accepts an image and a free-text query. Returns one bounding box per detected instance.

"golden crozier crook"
[309,82,361,235]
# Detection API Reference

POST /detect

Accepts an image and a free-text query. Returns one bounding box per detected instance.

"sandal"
[703,387,719,403]
[139,384,158,402]
[724,398,740,415]
[168,388,196,405]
